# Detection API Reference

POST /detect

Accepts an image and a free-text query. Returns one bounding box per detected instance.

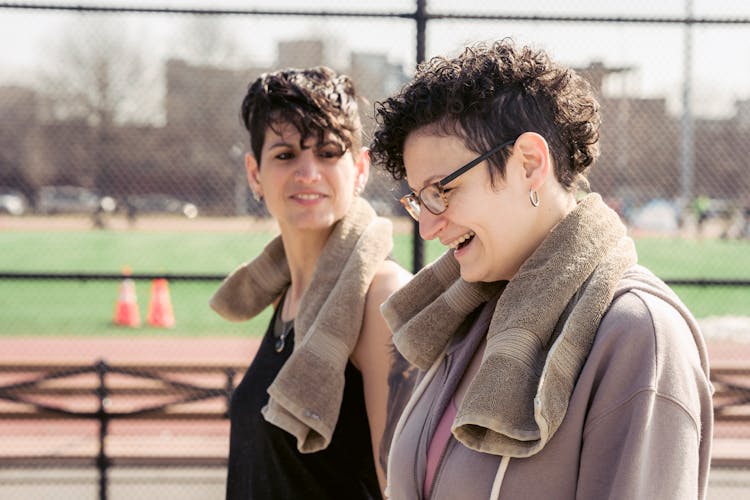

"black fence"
[1,1,750,498]
[0,359,748,499]
[0,360,245,500]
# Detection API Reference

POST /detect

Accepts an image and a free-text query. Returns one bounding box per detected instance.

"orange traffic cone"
[113,268,141,327]
[147,278,175,328]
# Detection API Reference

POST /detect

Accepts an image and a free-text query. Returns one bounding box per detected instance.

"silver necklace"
[275,292,294,353]
[275,319,293,353]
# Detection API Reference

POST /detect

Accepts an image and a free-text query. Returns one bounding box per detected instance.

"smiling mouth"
[448,231,475,250]
[292,193,325,200]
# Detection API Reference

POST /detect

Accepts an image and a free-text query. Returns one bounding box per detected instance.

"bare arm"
[351,259,412,495]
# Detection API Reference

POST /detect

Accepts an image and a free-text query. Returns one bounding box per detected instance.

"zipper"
[385,347,450,499]
[416,353,453,498]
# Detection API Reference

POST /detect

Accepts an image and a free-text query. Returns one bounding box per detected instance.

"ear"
[245,153,262,195]
[354,147,370,190]
[515,132,552,190]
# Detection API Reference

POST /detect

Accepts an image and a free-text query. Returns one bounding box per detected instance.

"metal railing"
[0,361,245,500]
[1,359,748,499]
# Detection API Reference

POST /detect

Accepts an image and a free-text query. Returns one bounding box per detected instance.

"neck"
[538,186,578,235]
[279,227,332,321]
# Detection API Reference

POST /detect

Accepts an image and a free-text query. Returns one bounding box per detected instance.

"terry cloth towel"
[381,193,637,458]
[210,196,393,452]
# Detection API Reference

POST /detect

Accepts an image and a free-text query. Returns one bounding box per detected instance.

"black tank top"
[226,299,381,500]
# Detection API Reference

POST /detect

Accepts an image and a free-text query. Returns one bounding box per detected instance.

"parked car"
[37,185,115,215]
[0,188,29,216]
[126,194,198,219]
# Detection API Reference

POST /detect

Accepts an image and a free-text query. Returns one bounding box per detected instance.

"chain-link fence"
[1,1,749,498]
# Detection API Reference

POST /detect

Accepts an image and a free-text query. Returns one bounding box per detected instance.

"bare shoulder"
[351,261,410,369]
[367,260,413,307]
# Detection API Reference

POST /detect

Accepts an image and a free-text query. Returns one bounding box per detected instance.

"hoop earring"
[529,189,540,207]
[252,191,263,202]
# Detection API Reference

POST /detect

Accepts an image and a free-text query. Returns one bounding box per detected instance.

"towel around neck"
[381,193,638,457]
[210,196,394,452]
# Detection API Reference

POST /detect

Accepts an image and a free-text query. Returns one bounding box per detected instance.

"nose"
[418,209,446,241]
[294,151,322,183]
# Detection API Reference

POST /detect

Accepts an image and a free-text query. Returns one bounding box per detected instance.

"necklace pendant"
[275,326,290,353]
[274,336,285,353]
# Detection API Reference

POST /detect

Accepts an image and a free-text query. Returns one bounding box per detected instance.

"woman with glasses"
[370,40,713,500]
[211,66,411,499]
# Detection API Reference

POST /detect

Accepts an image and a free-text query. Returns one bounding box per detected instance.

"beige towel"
[210,197,393,452]
[381,193,637,457]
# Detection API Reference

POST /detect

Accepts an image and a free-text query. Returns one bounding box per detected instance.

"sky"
[1,0,750,118]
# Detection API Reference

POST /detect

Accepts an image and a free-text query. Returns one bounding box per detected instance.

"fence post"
[679,0,695,216]
[224,367,236,418]
[95,360,110,500]
[411,0,428,272]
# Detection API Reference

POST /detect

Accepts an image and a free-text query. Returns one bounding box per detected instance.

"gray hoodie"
[387,266,713,500]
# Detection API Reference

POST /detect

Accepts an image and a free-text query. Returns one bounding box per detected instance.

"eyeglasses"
[400,138,517,221]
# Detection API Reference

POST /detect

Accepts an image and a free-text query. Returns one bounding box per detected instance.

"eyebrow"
[407,174,445,193]
[266,139,343,152]
[316,140,344,149]
[266,141,293,150]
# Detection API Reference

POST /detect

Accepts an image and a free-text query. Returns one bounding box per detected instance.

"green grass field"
[1,229,748,336]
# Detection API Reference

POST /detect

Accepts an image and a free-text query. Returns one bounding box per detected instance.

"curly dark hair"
[370,39,600,189]
[241,66,363,165]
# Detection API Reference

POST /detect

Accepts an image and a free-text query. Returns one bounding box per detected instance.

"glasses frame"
[400,138,517,220]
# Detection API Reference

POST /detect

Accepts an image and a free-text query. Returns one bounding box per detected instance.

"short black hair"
[241,66,363,165]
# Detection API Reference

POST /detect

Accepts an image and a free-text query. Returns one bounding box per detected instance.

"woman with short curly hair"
[371,40,712,500]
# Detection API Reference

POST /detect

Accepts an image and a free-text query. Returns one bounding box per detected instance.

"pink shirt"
[424,397,458,498]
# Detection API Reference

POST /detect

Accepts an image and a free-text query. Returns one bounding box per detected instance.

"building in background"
[1,39,748,222]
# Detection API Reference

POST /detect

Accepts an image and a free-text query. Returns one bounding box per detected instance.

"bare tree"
[34,16,159,193]
[174,16,247,68]
[37,16,154,128]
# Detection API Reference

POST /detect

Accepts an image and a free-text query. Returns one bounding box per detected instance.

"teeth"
[295,193,323,200]
[448,231,475,249]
